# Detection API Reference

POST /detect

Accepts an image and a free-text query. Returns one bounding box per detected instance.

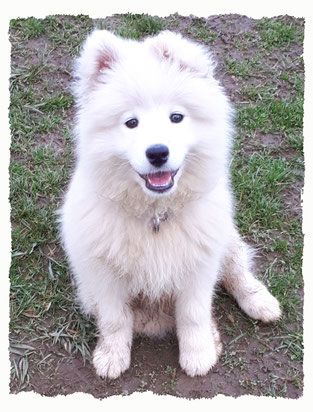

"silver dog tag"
[152,215,160,233]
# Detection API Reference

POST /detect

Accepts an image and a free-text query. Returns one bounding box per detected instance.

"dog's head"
[74,30,233,197]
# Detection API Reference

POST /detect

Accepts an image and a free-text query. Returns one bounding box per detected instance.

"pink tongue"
[147,171,172,186]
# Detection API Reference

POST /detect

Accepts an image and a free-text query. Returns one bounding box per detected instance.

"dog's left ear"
[145,31,215,77]
[73,30,124,99]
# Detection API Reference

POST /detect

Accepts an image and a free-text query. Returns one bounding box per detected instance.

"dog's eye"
[125,118,139,129]
[170,113,184,123]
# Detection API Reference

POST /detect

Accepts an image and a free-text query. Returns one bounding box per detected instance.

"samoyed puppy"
[59,30,281,379]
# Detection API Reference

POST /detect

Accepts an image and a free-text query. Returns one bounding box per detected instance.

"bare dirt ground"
[9,13,304,399]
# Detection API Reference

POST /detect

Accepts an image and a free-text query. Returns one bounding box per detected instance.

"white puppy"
[59,30,281,379]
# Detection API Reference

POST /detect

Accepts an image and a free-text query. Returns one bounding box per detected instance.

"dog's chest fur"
[91,192,226,299]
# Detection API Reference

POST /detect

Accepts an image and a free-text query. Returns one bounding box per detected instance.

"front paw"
[179,345,218,377]
[93,340,131,379]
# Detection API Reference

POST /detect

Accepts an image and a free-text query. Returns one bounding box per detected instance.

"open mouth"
[139,170,178,193]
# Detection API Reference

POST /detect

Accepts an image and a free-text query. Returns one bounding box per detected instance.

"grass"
[255,18,303,50]
[224,57,261,78]
[232,151,294,230]
[236,98,303,135]
[185,17,218,44]
[8,14,304,397]
[98,13,165,39]
[10,17,47,39]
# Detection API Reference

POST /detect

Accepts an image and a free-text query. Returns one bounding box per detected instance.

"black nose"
[145,144,169,167]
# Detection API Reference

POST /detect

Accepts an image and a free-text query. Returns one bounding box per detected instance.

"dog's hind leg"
[221,229,281,323]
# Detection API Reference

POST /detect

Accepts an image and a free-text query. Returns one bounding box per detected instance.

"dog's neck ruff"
[98,179,200,232]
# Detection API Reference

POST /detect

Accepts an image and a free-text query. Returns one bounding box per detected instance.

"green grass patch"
[10,63,45,89]
[231,32,258,50]
[44,15,93,55]
[30,94,74,113]
[285,132,303,154]
[236,97,303,134]
[111,13,165,39]
[240,84,277,102]
[10,17,46,39]
[232,149,293,233]
[10,15,93,56]
[224,57,260,78]
[185,17,217,44]
[255,19,303,50]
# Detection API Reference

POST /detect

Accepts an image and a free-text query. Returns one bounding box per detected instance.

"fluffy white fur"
[59,30,281,379]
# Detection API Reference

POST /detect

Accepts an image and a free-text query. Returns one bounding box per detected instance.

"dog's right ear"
[73,30,121,98]
[145,31,216,78]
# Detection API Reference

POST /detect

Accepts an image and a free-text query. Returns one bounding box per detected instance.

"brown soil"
[15,306,302,399]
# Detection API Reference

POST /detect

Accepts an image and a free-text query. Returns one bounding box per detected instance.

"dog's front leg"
[175,263,222,377]
[92,275,133,379]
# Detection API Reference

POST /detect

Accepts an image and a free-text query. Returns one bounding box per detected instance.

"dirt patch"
[10,302,302,398]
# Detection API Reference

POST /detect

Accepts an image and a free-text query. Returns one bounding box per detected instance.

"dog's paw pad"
[93,342,131,379]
